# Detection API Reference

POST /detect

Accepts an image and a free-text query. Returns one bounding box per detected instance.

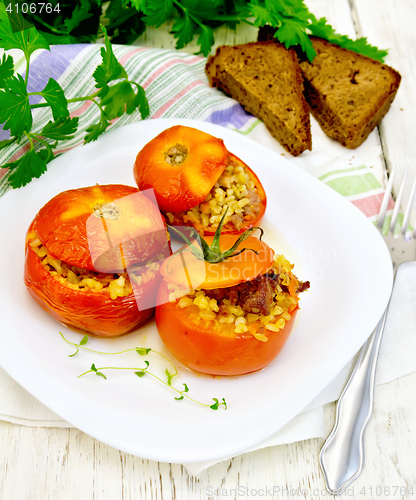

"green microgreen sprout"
[61,332,227,410]
[135,360,149,378]
[90,363,107,380]
[60,331,178,382]
[165,368,175,386]
[79,361,227,410]
[60,331,170,363]
[210,398,228,410]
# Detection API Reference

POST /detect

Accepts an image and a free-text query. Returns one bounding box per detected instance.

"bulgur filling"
[29,238,162,300]
[167,255,305,342]
[165,157,261,235]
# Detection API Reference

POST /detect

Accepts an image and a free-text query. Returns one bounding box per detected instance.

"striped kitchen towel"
[0,43,394,230]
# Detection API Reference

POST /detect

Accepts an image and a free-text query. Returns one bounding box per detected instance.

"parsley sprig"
[18,0,387,61]
[0,5,149,188]
[61,332,227,410]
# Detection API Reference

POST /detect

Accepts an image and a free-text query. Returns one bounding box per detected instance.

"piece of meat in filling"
[202,272,310,316]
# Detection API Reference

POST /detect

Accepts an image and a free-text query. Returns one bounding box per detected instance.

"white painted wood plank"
[350,0,416,206]
[1,372,416,498]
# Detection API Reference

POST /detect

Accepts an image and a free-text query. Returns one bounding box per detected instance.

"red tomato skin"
[134,126,230,213]
[34,184,167,272]
[24,241,157,337]
[155,282,298,376]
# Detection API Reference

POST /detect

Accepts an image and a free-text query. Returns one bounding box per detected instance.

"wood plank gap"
[347,0,364,36]
[348,0,391,181]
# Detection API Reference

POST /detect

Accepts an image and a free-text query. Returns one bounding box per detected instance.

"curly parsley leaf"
[101,80,149,119]
[37,144,54,163]
[197,24,214,56]
[93,25,128,87]
[0,54,14,88]
[250,0,279,27]
[144,0,173,28]
[171,11,195,50]
[131,0,148,14]
[309,17,388,62]
[84,107,111,143]
[100,80,138,118]
[276,18,316,61]
[0,137,16,150]
[37,78,69,120]
[104,0,146,45]
[6,149,48,188]
[250,1,386,62]
[341,38,388,62]
[133,84,149,118]
[276,0,311,21]
[0,73,32,136]
[0,2,49,58]
[249,0,315,60]
[40,116,79,141]
[63,0,96,33]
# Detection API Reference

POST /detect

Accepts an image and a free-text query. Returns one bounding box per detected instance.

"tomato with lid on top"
[155,218,308,375]
[134,125,229,213]
[133,126,267,236]
[25,184,170,336]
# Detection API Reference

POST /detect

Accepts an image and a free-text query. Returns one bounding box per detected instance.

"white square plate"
[0,119,392,464]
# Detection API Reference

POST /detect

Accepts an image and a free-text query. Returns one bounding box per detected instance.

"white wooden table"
[1,1,416,498]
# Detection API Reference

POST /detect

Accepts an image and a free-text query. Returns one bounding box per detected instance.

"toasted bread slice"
[206,42,312,156]
[299,37,401,149]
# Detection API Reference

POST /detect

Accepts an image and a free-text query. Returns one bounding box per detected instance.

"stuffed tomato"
[155,232,309,376]
[24,184,170,337]
[133,125,266,236]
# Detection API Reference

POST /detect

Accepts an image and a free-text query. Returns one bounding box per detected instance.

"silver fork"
[319,165,416,495]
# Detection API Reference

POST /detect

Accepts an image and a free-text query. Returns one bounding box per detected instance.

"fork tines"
[377,165,416,240]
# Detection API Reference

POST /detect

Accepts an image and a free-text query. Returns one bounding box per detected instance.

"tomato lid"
[33,185,169,272]
[134,126,229,213]
[160,234,275,290]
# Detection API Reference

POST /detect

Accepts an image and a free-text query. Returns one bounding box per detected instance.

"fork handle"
[319,306,389,495]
